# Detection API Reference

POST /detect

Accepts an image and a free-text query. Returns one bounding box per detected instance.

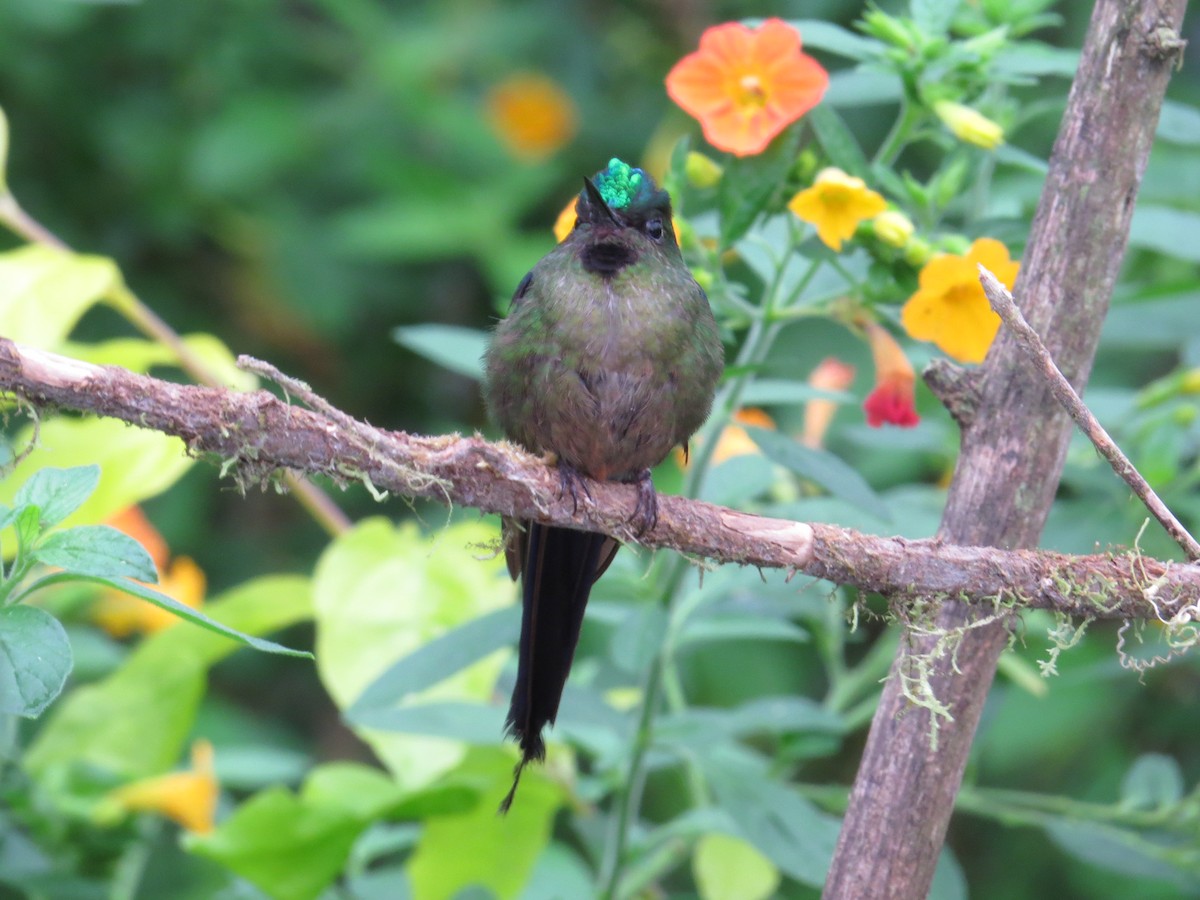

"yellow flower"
[901,237,1020,363]
[788,168,888,251]
[712,408,776,463]
[92,507,206,637]
[107,740,218,834]
[933,101,1004,150]
[801,357,856,448]
[485,73,578,161]
[553,197,577,242]
[872,210,915,248]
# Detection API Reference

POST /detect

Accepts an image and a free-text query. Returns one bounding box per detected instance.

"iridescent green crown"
[593,158,655,210]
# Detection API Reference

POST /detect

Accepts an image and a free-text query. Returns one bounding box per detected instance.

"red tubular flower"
[863,323,919,428]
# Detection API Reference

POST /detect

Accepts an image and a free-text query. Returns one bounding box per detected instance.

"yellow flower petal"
[788,168,887,251]
[108,740,218,834]
[900,237,1020,363]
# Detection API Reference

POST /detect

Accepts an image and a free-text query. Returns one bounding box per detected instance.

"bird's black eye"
[645,217,665,241]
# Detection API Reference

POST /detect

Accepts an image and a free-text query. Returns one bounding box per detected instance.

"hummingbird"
[483,158,724,811]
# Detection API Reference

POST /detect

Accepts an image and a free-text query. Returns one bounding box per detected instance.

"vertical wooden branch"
[823,3,1188,898]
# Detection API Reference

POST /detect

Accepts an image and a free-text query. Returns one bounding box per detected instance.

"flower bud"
[872,210,915,248]
[684,151,723,189]
[933,100,1004,150]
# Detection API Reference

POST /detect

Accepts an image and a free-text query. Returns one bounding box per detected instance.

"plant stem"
[873,98,923,168]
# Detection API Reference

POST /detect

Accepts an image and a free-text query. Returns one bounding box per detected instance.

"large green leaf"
[407,748,562,900]
[693,832,780,900]
[25,574,311,780]
[351,605,519,712]
[393,324,488,381]
[0,606,72,718]
[313,518,514,790]
[700,744,841,887]
[745,426,889,520]
[187,786,365,900]
[0,245,121,349]
[718,127,803,248]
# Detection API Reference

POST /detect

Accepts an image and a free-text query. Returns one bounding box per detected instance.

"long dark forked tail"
[499,522,614,813]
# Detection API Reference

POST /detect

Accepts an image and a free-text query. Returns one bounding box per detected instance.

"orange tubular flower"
[788,168,888,251]
[801,357,856,448]
[901,238,1020,364]
[485,73,579,161]
[863,323,919,428]
[713,408,776,463]
[666,19,829,157]
[107,740,218,834]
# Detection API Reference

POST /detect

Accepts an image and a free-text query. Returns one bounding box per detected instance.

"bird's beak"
[582,177,621,225]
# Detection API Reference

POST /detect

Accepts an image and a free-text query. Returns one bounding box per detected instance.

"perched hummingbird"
[483,158,724,811]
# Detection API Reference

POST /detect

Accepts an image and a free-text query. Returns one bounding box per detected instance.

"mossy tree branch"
[1,338,1196,623]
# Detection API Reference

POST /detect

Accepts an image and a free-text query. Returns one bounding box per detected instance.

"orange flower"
[485,73,578,161]
[106,740,218,834]
[863,323,919,428]
[666,19,828,157]
[802,357,856,448]
[901,238,1020,364]
[788,168,888,251]
[92,507,206,637]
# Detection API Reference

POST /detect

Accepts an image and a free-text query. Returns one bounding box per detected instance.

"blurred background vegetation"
[2,0,1200,898]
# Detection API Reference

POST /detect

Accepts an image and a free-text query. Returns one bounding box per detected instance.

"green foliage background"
[1,1,1200,898]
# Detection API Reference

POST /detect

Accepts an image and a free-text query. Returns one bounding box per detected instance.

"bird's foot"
[557,462,592,515]
[630,468,658,535]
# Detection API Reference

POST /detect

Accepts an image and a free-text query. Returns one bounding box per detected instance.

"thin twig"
[979,265,1200,561]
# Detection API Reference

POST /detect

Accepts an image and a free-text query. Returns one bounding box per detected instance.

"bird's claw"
[630,468,658,536]
[557,463,592,515]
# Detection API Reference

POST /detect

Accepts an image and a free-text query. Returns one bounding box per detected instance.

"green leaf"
[1158,101,1200,146]
[187,786,365,900]
[14,465,100,529]
[349,700,506,743]
[392,324,487,380]
[408,747,562,900]
[911,0,961,36]
[26,575,312,780]
[677,614,809,647]
[60,333,257,390]
[693,832,780,900]
[718,127,803,248]
[659,697,843,745]
[808,106,871,179]
[77,575,310,658]
[1045,818,1200,888]
[1121,754,1184,810]
[33,525,157,582]
[788,19,886,60]
[1131,207,1200,262]
[824,70,903,107]
[700,744,841,887]
[0,419,193,528]
[0,606,73,718]
[314,519,513,788]
[745,426,889,521]
[351,606,519,713]
[0,246,122,348]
